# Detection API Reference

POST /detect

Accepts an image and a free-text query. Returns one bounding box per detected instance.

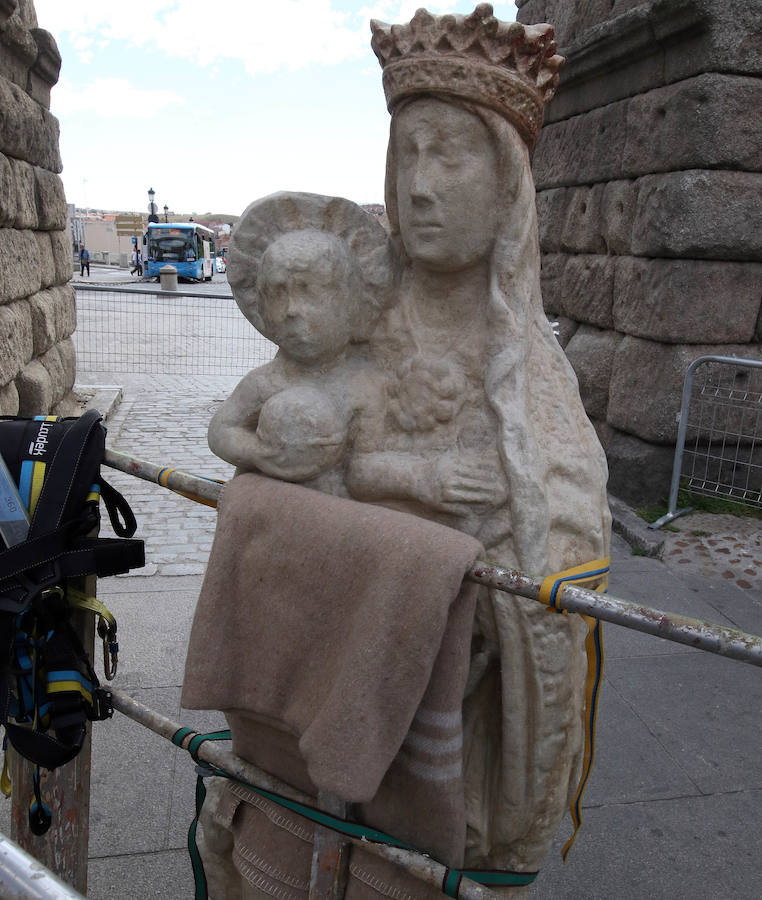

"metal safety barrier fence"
[651,356,762,528]
[73,285,277,376]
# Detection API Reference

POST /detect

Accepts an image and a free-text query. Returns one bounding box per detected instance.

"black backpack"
[0,409,144,833]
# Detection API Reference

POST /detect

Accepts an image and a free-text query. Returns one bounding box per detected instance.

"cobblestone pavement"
[83,373,240,576]
[661,511,762,592]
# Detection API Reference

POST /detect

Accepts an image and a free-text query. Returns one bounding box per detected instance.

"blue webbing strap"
[172,728,538,898]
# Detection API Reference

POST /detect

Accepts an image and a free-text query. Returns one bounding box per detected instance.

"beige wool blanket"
[182,473,484,881]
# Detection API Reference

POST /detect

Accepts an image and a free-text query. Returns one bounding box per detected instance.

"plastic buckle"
[90,687,114,721]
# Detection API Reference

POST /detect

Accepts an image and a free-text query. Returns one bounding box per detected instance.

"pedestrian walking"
[79,243,90,277]
[131,248,143,276]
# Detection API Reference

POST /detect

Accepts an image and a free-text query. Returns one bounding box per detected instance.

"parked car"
[215,256,227,273]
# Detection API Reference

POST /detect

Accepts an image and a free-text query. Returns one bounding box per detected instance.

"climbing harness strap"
[0,410,143,835]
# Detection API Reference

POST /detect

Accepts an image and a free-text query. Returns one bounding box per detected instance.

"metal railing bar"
[0,831,85,899]
[109,690,503,900]
[74,284,232,300]
[102,449,762,668]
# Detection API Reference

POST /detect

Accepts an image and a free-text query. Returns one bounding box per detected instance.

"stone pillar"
[0,0,78,418]
[517,0,762,505]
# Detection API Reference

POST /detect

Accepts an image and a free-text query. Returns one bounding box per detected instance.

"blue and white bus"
[144,222,215,281]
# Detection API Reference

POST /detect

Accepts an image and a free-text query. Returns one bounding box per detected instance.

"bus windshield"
[147,229,195,262]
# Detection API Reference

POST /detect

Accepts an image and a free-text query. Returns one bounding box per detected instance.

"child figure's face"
[259,232,355,363]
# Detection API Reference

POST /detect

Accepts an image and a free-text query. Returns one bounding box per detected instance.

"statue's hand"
[420,456,502,514]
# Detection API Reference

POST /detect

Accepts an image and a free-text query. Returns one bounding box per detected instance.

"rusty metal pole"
[103,449,762,668]
[9,576,95,893]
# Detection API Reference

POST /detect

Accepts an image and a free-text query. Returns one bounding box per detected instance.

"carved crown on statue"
[370,3,564,145]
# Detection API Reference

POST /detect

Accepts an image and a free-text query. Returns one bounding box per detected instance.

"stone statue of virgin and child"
[185,5,611,897]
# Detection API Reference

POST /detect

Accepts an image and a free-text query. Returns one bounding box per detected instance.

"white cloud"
[53,76,184,119]
[35,1,517,73]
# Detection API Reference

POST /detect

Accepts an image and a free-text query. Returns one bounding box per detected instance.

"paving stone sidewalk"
[661,512,762,593]
[95,373,239,576]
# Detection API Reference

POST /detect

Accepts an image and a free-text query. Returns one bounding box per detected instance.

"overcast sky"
[34,1,518,217]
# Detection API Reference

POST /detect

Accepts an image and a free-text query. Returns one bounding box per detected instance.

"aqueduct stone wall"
[0,0,77,418]
[517,0,762,504]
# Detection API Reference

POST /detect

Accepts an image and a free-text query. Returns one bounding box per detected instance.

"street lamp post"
[147,187,159,224]
[163,204,169,223]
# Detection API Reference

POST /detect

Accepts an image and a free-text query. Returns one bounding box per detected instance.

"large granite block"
[606,429,676,505]
[28,285,76,354]
[539,0,761,123]
[0,72,62,172]
[600,179,637,255]
[624,73,762,175]
[533,74,762,189]
[557,253,615,329]
[517,0,616,47]
[0,298,33,384]
[608,337,762,443]
[663,0,762,83]
[48,227,73,285]
[39,339,75,407]
[514,0,545,21]
[34,227,56,288]
[535,186,570,253]
[632,170,762,262]
[0,379,19,415]
[533,101,627,189]
[34,166,67,230]
[0,227,41,301]
[9,155,37,229]
[0,5,37,90]
[16,357,52,416]
[27,28,62,109]
[541,0,708,121]
[38,341,65,405]
[560,182,606,254]
[564,325,622,420]
[55,336,76,398]
[613,258,762,344]
[539,252,565,315]
[0,151,11,227]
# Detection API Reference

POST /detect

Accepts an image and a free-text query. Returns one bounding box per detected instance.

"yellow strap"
[538,557,610,862]
[66,587,117,632]
[29,461,46,516]
[46,680,93,705]
[0,755,11,798]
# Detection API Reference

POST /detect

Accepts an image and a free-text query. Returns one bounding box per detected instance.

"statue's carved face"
[258,232,354,362]
[393,98,499,272]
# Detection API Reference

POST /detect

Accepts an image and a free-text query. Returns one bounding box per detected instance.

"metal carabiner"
[98,616,118,680]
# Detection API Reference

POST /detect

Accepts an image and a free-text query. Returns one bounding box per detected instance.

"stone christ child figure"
[208,192,391,492]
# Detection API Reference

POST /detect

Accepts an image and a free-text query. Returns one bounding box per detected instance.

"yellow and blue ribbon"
[539,557,610,862]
